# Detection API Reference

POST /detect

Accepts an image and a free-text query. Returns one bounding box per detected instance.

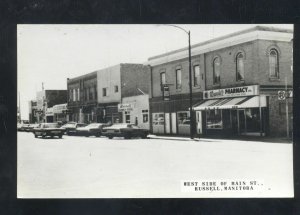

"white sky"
[17,24,293,120]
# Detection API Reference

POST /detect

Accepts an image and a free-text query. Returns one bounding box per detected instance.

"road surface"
[17,131,293,198]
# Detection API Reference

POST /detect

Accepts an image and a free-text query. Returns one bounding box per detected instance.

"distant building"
[28,100,38,123]
[67,63,151,127]
[36,90,68,123]
[52,103,68,123]
[147,26,293,137]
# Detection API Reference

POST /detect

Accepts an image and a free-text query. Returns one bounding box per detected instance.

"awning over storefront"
[193,96,266,111]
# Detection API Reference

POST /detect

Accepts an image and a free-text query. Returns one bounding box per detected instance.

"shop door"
[238,109,246,134]
[196,111,202,134]
[165,113,170,134]
[231,110,238,134]
[171,112,177,134]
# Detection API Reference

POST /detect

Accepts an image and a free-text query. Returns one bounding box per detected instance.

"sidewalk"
[148,134,293,143]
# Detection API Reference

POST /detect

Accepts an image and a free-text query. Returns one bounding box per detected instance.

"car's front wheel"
[108,135,113,139]
[34,133,38,138]
[58,135,62,138]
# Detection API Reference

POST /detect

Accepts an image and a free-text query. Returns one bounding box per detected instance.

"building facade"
[67,64,151,126]
[147,26,293,137]
[28,100,37,123]
[67,71,98,123]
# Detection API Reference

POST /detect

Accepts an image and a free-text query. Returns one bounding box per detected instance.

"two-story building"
[147,26,293,137]
[96,63,150,126]
[67,71,98,123]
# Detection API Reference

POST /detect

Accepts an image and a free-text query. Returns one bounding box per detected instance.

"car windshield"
[86,124,101,128]
[107,123,131,129]
[41,123,59,128]
[63,123,76,128]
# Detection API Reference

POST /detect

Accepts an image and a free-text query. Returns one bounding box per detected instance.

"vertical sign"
[163,86,170,101]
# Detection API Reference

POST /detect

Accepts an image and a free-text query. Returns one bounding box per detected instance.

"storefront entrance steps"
[148,134,292,144]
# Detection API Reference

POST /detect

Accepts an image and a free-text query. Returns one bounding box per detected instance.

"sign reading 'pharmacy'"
[203,85,259,99]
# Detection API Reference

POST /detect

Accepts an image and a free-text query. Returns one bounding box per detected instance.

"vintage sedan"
[33,123,65,138]
[61,122,87,135]
[25,123,40,132]
[18,123,31,131]
[76,123,109,137]
[102,123,149,139]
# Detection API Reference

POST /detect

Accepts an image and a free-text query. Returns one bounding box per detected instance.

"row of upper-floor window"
[69,86,97,102]
[69,85,119,101]
[159,48,281,88]
[160,64,202,89]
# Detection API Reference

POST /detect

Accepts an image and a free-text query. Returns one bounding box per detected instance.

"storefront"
[150,92,202,136]
[120,95,150,129]
[194,85,267,136]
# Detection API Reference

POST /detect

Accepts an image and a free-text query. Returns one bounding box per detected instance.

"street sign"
[278,91,286,100]
[163,86,170,101]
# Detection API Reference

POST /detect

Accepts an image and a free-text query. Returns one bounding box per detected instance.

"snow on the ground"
[17,132,293,198]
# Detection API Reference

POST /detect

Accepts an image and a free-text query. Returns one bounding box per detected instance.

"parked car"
[76,123,110,137]
[61,122,87,135]
[26,124,40,132]
[33,123,65,138]
[18,123,31,131]
[102,123,149,139]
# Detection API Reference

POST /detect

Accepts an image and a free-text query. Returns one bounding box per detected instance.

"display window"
[177,111,190,126]
[152,113,164,125]
[206,109,223,129]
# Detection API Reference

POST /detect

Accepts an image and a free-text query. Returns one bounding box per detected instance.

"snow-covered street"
[17,132,293,198]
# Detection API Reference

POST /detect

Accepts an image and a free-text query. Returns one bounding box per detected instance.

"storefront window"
[206,109,223,129]
[177,111,190,125]
[152,113,164,125]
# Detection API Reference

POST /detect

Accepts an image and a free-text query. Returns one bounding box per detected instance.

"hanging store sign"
[163,86,170,101]
[203,85,259,99]
[118,103,134,112]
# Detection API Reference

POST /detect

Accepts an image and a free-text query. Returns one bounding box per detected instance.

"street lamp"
[163,25,194,139]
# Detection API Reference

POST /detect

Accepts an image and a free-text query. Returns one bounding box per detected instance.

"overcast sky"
[17,24,293,120]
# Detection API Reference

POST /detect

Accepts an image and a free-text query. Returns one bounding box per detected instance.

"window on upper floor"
[236,52,245,81]
[213,57,221,85]
[94,86,97,99]
[77,88,80,101]
[69,90,72,101]
[160,72,166,86]
[269,48,279,79]
[102,88,108,97]
[89,87,93,100]
[114,85,119,93]
[73,89,76,101]
[175,68,182,89]
[193,65,201,87]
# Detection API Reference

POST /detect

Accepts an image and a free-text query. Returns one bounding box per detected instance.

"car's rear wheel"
[141,134,147,139]
[58,135,62,138]
[34,133,38,138]
[108,135,113,139]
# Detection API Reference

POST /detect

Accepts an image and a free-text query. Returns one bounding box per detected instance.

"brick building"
[67,64,151,126]
[147,26,293,137]
[67,71,98,123]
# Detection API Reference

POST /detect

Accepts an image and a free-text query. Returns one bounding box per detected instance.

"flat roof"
[148,26,293,61]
